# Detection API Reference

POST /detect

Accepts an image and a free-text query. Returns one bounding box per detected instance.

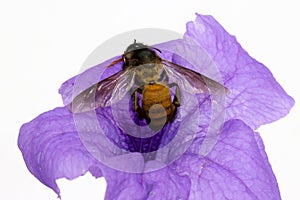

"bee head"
[123,40,161,68]
[124,40,149,53]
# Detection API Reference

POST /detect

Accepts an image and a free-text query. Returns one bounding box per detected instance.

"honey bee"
[70,41,228,131]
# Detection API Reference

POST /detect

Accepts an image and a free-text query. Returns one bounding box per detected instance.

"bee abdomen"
[142,84,175,130]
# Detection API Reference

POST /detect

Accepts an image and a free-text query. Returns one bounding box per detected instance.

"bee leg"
[166,104,176,123]
[168,83,181,107]
[167,83,181,122]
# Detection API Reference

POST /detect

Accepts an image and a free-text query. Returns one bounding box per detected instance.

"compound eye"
[123,56,127,63]
[123,53,132,63]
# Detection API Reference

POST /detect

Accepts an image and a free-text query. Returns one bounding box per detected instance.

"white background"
[1,0,299,199]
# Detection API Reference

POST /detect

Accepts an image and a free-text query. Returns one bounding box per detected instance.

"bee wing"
[70,68,135,113]
[162,60,229,94]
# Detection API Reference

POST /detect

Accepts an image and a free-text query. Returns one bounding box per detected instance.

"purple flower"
[18,14,294,199]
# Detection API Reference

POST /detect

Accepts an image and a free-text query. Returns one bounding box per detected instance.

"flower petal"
[93,119,280,199]
[182,14,294,129]
[103,170,147,199]
[102,162,191,200]
[19,108,280,199]
[177,119,280,199]
[18,106,102,197]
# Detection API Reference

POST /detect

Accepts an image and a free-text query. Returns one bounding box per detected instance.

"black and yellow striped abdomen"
[142,83,176,130]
